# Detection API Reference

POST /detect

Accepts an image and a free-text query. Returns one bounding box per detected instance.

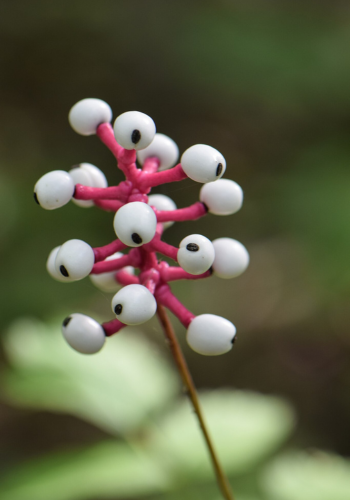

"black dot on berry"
[114,304,123,315]
[231,336,237,345]
[132,233,142,244]
[131,129,141,144]
[186,243,199,252]
[216,163,223,177]
[60,265,69,277]
[33,192,40,205]
[62,316,72,327]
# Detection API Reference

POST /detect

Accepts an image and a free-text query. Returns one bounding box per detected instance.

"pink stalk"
[93,240,127,262]
[96,124,139,182]
[139,267,160,294]
[94,199,124,211]
[156,202,207,223]
[91,254,131,274]
[142,157,160,173]
[116,270,140,286]
[159,266,211,282]
[96,123,123,160]
[155,283,195,327]
[138,163,187,189]
[147,238,178,261]
[102,318,126,337]
[74,182,132,201]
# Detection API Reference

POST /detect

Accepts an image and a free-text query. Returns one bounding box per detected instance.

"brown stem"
[157,304,234,500]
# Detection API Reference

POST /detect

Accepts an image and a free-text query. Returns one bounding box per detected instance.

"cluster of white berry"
[34,99,249,356]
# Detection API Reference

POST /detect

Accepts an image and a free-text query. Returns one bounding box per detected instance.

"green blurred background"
[0,1,349,498]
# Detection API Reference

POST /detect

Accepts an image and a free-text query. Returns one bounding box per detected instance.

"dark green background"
[0,0,349,474]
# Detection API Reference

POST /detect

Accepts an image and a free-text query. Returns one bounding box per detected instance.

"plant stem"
[156,304,234,500]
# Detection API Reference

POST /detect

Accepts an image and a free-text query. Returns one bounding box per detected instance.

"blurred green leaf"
[147,390,295,479]
[261,450,350,500]
[0,441,171,500]
[2,318,179,435]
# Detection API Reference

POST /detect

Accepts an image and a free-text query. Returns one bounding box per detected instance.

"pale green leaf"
[261,450,350,500]
[0,441,171,500]
[2,317,179,435]
[147,390,295,479]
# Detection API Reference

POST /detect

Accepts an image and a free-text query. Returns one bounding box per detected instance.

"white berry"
[181,144,226,183]
[34,170,75,210]
[187,314,236,355]
[212,238,249,279]
[69,163,108,208]
[80,163,108,188]
[62,314,105,354]
[200,179,243,215]
[89,252,134,292]
[111,284,157,325]
[148,194,177,229]
[137,133,179,170]
[113,202,157,247]
[55,239,95,281]
[113,111,156,150]
[177,234,215,275]
[68,98,112,136]
[46,246,67,282]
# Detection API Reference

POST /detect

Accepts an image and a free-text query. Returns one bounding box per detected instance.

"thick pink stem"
[94,199,124,211]
[142,157,160,174]
[96,124,139,181]
[156,202,207,223]
[116,270,139,286]
[160,266,212,282]
[139,268,160,294]
[147,238,178,261]
[96,123,123,160]
[74,182,132,201]
[155,284,195,328]
[91,254,131,274]
[118,151,140,183]
[137,164,187,189]
[93,240,127,262]
[102,318,126,337]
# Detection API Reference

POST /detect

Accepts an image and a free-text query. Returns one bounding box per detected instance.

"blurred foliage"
[3,318,179,436]
[0,0,349,498]
[261,450,350,500]
[0,317,295,500]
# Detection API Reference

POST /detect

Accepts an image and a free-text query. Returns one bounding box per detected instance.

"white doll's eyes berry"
[79,163,108,188]
[212,238,249,279]
[111,284,157,325]
[177,234,215,275]
[55,239,95,281]
[69,163,108,208]
[113,111,156,150]
[200,179,243,215]
[68,98,112,136]
[113,202,157,247]
[187,314,236,355]
[137,133,179,170]
[181,144,226,183]
[62,313,106,354]
[89,252,134,292]
[34,170,75,210]
[148,194,177,229]
[46,246,67,282]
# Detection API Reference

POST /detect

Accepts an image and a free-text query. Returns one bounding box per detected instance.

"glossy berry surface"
[35,98,249,355]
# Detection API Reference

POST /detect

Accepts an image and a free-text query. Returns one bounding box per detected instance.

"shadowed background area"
[0,1,349,499]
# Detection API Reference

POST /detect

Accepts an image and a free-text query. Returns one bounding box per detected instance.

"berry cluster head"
[34,98,249,357]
